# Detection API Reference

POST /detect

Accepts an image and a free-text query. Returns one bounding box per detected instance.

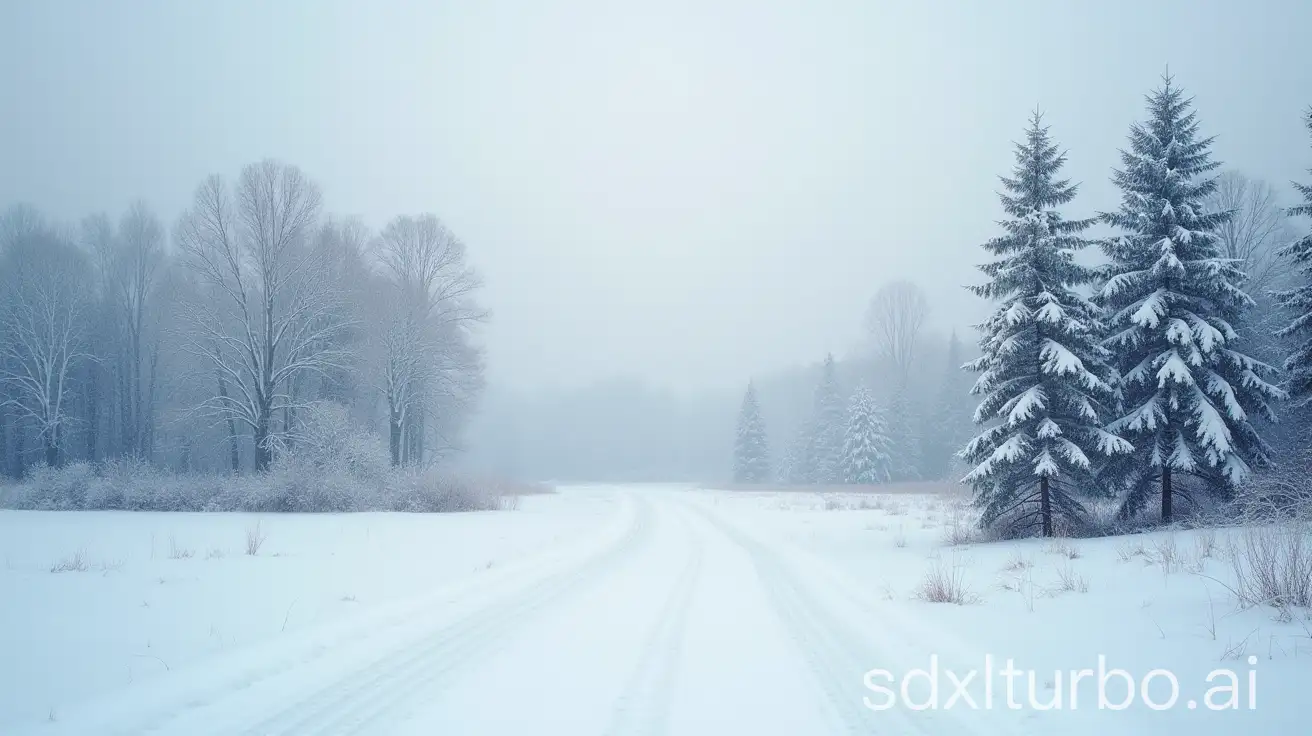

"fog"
[3,1,1310,481]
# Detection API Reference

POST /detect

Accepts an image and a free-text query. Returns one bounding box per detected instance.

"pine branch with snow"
[1098,76,1285,522]
[841,388,893,484]
[1275,108,1312,406]
[733,382,771,483]
[964,112,1130,537]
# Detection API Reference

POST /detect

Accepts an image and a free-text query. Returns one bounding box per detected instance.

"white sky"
[2,0,1309,395]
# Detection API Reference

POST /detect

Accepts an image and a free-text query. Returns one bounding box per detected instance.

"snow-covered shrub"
[0,409,515,513]
[915,556,978,604]
[10,462,95,510]
[1054,563,1090,593]
[271,461,365,513]
[1237,447,1312,523]
[382,469,502,513]
[226,402,390,512]
[280,402,390,481]
[241,402,392,512]
[104,457,203,512]
[244,521,266,555]
[1230,523,1312,609]
[49,549,89,573]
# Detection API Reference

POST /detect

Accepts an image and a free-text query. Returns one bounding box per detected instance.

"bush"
[1238,456,1312,523]
[278,402,390,484]
[1229,523,1312,609]
[915,556,978,604]
[2,459,513,514]
[245,521,266,555]
[381,470,503,513]
[13,462,96,510]
[0,403,530,514]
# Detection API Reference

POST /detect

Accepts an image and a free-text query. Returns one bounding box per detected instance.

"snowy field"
[1,485,1306,734]
[0,493,615,729]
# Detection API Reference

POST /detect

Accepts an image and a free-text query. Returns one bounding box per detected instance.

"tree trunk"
[389,410,403,467]
[406,412,424,467]
[130,329,142,457]
[12,417,26,477]
[282,374,296,448]
[1040,475,1053,537]
[145,342,160,462]
[85,363,99,461]
[1161,467,1173,523]
[254,409,272,473]
[226,417,241,472]
[217,373,240,472]
[0,401,7,478]
[45,427,58,468]
[119,352,133,458]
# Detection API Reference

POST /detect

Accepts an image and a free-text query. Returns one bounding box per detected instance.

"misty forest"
[1,161,496,511]
[3,75,1312,538]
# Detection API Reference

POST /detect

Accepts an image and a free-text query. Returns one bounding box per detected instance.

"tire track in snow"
[143,493,655,736]
[601,507,704,736]
[709,506,1035,736]
[252,494,655,736]
[686,500,949,736]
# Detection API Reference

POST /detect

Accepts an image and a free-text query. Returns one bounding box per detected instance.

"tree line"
[734,319,975,488]
[0,159,485,480]
[736,75,1312,538]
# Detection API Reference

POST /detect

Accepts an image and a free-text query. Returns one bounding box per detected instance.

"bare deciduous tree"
[0,205,47,474]
[373,214,486,466]
[85,202,166,459]
[174,160,354,471]
[864,280,929,388]
[0,204,46,250]
[0,231,96,466]
[1206,170,1291,296]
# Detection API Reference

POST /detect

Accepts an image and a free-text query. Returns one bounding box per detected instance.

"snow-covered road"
[8,486,1297,734]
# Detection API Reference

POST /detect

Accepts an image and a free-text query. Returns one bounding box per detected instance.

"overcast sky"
[2,0,1309,395]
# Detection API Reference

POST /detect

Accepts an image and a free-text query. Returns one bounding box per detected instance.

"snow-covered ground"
[1,485,1305,734]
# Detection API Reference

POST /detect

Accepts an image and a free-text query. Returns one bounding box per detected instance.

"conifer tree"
[733,381,770,483]
[964,113,1130,537]
[783,420,815,484]
[1275,108,1312,406]
[841,387,892,483]
[1099,76,1284,522]
[810,354,846,483]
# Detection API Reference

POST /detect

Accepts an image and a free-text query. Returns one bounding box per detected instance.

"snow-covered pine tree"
[841,387,892,484]
[1275,108,1312,405]
[963,112,1131,537]
[784,419,815,484]
[810,354,846,483]
[733,381,771,483]
[1099,76,1285,522]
